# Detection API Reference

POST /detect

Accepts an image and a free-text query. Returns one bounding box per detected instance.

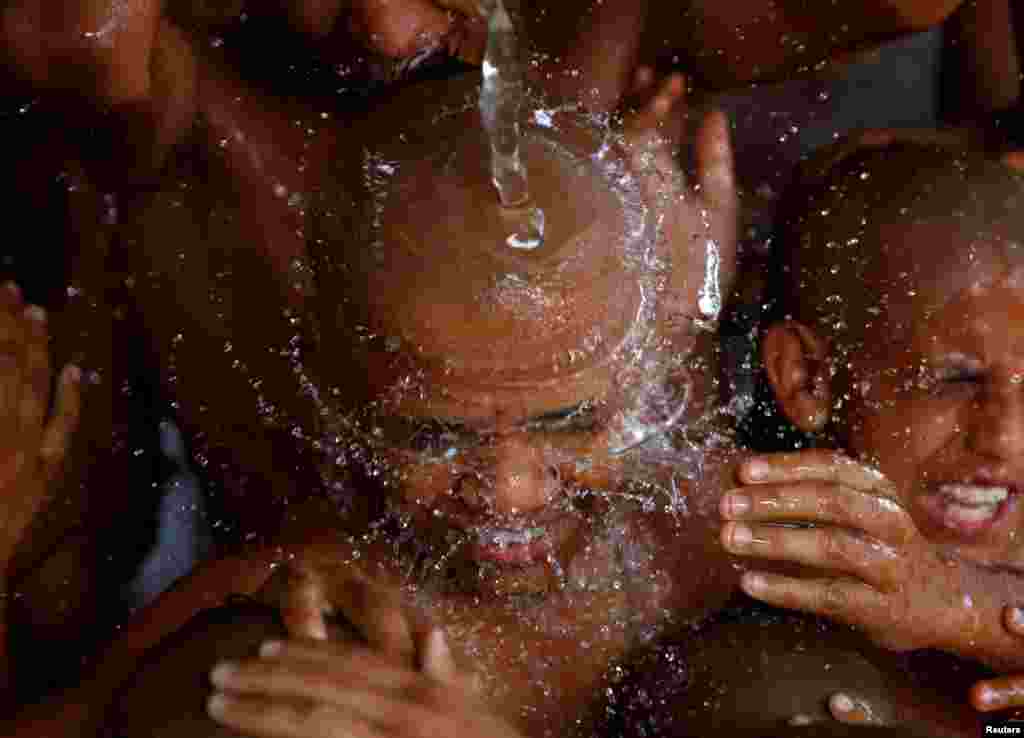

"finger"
[694,109,736,214]
[332,573,418,663]
[38,364,82,481]
[625,73,686,144]
[278,565,329,641]
[739,450,897,500]
[971,676,1024,712]
[211,650,420,704]
[720,484,915,545]
[18,305,50,435]
[1004,605,1024,638]
[420,627,460,685]
[0,282,26,425]
[262,632,476,692]
[722,522,902,590]
[623,76,686,207]
[828,692,889,726]
[740,571,887,627]
[208,691,375,738]
[272,559,419,663]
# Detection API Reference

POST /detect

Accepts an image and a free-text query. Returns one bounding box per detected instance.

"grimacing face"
[832,221,1024,567]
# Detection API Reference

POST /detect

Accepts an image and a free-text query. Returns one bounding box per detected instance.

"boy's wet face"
[837,220,1024,566]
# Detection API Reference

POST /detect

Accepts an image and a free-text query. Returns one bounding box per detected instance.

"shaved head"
[774,138,1024,359]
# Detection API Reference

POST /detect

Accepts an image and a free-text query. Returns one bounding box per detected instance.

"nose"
[482,435,560,515]
[967,376,1024,460]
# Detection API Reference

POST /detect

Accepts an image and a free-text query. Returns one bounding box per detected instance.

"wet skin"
[0,1,989,732]
[0,0,976,711]
[94,68,749,738]
[716,168,1024,726]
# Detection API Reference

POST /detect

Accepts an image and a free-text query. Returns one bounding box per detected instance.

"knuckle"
[818,579,851,615]
[818,483,850,520]
[284,698,334,730]
[820,529,854,569]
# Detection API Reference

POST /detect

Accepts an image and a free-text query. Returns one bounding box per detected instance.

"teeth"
[946,502,1000,524]
[478,527,546,548]
[938,484,1009,506]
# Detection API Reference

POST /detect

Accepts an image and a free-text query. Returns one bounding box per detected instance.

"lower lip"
[469,536,554,565]
[917,489,1015,539]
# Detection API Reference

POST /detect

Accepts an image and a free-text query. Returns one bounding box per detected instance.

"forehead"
[857,218,1021,330]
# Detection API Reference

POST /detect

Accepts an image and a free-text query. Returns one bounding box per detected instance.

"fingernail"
[207,692,230,717]
[209,662,237,687]
[741,572,765,594]
[744,459,768,480]
[422,627,453,680]
[24,305,46,323]
[1009,606,1024,631]
[723,493,750,517]
[259,640,282,658]
[831,693,855,713]
[728,523,752,549]
[64,365,82,384]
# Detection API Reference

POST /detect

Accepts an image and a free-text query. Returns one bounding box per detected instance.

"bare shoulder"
[605,608,982,738]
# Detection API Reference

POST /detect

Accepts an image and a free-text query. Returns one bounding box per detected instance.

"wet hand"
[261,548,433,669]
[206,630,520,738]
[621,68,737,326]
[0,282,81,563]
[720,450,973,653]
[970,606,1024,712]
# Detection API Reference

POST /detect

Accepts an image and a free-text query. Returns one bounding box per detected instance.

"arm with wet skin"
[720,449,1024,673]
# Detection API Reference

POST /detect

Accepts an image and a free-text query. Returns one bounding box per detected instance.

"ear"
[761,320,830,433]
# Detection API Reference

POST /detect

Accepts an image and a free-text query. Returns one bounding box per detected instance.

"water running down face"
[312,75,733,596]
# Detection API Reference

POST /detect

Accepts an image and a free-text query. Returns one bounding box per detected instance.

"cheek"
[382,455,457,506]
[844,389,967,489]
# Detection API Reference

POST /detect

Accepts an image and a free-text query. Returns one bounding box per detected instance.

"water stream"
[478,0,545,250]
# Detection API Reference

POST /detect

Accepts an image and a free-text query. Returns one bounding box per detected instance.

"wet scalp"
[772,137,1024,342]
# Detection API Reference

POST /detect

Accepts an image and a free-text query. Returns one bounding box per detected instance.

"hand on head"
[620,67,736,324]
[0,281,81,568]
[207,553,505,738]
[720,451,970,654]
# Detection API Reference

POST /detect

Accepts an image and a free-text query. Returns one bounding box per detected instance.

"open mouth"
[469,525,553,565]
[920,482,1015,537]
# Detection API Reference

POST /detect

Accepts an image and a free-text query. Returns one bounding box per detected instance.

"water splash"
[478,0,545,250]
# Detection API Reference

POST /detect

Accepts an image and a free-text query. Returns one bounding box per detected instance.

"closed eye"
[525,400,599,433]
